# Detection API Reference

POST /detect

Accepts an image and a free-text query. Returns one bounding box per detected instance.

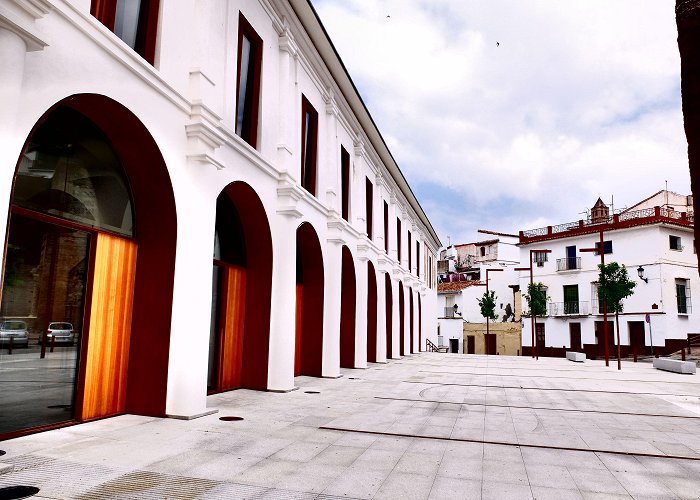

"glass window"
[91,0,159,63]
[594,240,613,255]
[114,0,142,48]
[14,107,134,237]
[676,279,690,314]
[341,148,350,221]
[235,14,263,147]
[300,96,318,196]
[670,235,682,251]
[366,178,373,239]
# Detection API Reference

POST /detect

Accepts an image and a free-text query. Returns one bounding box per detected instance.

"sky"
[311,0,690,248]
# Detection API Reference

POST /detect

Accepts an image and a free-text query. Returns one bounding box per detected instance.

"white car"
[46,322,75,345]
[0,320,29,347]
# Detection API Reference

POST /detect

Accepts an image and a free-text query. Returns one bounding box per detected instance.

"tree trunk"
[676,1,700,272]
[615,311,622,370]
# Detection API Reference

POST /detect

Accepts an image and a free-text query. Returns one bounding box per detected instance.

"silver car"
[0,320,29,347]
[47,322,75,345]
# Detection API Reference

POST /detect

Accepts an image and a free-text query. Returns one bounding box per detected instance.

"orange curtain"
[218,266,246,390]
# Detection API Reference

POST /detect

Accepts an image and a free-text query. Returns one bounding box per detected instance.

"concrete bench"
[653,358,696,374]
[566,351,586,362]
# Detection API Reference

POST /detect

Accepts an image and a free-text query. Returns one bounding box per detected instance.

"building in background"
[518,193,697,358]
[435,231,521,355]
[0,0,440,440]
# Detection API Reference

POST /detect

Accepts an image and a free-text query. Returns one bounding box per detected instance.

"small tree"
[524,282,548,358]
[598,262,636,370]
[478,290,497,354]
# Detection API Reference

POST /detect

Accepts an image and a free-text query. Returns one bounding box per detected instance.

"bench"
[653,358,696,374]
[566,351,586,362]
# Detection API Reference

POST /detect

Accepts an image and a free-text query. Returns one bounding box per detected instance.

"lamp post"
[484,268,503,355]
[515,249,551,359]
[580,231,609,367]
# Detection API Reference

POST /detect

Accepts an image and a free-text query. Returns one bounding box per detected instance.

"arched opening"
[398,281,405,356]
[295,222,324,377]
[384,273,392,359]
[339,245,356,368]
[366,261,378,363]
[418,294,422,352]
[409,287,414,354]
[208,182,272,393]
[0,94,176,438]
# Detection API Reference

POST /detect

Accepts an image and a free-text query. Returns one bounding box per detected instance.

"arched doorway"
[384,273,393,359]
[418,294,422,352]
[339,245,356,368]
[0,95,176,438]
[409,287,414,354]
[366,261,377,363]
[208,182,272,394]
[398,281,405,356]
[295,222,324,377]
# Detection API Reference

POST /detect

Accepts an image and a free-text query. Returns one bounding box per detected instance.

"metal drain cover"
[0,450,5,457]
[47,405,71,409]
[304,391,320,394]
[0,486,40,500]
[218,416,244,422]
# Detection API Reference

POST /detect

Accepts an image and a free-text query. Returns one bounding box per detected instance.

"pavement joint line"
[404,380,700,398]
[374,396,700,419]
[318,425,700,462]
[419,369,700,385]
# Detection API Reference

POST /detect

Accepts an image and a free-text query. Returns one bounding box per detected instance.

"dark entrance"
[629,321,646,355]
[569,323,582,351]
[466,335,475,354]
[486,333,497,355]
[594,321,615,356]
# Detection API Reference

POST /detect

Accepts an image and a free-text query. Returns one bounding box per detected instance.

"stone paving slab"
[0,353,699,499]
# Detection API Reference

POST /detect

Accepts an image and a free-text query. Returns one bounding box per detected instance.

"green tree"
[598,262,636,369]
[477,290,497,321]
[524,282,547,317]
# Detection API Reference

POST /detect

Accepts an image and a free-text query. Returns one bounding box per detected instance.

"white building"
[436,232,521,353]
[518,194,697,358]
[0,0,440,439]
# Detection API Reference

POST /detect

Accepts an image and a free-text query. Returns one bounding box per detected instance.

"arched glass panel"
[13,107,134,237]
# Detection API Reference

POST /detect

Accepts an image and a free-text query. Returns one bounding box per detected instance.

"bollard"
[50,335,55,353]
[682,348,686,361]
[40,331,47,359]
[634,351,637,363]
[8,336,12,355]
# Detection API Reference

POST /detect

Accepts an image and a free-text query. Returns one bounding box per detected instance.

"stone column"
[322,239,342,377]
[375,267,387,362]
[354,251,368,369]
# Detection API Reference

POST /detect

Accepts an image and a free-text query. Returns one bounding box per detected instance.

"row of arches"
[0,94,425,440]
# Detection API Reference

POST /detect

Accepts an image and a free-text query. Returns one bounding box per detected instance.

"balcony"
[556,257,581,271]
[549,301,589,317]
[444,307,459,318]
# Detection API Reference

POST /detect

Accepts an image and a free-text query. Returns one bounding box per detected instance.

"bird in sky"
[496,41,500,47]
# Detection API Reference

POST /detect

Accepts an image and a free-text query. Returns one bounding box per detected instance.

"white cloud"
[313,0,689,246]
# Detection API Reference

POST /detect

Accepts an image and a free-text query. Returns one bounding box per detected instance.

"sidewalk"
[1,353,699,499]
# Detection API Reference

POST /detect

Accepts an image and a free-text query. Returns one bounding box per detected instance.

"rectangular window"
[535,323,545,347]
[565,245,577,270]
[676,278,691,314]
[397,218,402,262]
[341,147,350,221]
[91,0,160,64]
[533,251,548,267]
[383,202,389,253]
[300,96,318,196]
[408,230,412,272]
[670,235,682,251]
[365,178,373,239]
[594,240,613,255]
[235,13,263,148]
[416,241,420,277]
[563,285,579,314]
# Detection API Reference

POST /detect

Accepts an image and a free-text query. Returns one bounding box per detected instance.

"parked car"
[46,322,75,345]
[0,320,29,347]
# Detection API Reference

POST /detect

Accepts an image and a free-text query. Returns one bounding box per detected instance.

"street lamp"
[580,231,612,368]
[637,266,648,283]
[515,249,551,359]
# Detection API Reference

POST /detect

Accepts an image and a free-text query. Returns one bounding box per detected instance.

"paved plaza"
[1,353,700,499]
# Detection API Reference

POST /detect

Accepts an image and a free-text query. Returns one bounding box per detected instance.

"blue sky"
[312,0,690,247]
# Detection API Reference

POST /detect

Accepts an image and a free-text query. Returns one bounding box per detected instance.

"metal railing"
[556,257,581,271]
[549,301,589,316]
[444,307,457,318]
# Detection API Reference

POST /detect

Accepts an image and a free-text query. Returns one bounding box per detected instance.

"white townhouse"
[518,193,698,359]
[0,0,440,440]
[435,232,521,354]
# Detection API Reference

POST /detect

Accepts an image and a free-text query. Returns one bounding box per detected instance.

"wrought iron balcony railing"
[556,257,581,271]
[549,301,589,316]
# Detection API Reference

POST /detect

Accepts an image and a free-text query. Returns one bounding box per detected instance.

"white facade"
[0,0,440,436]
[519,199,698,357]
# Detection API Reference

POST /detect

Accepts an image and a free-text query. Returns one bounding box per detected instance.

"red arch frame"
[398,281,405,356]
[217,182,273,390]
[4,94,177,418]
[418,294,422,352]
[384,273,393,359]
[295,222,324,377]
[366,261,378,363]
[339,245,356,368]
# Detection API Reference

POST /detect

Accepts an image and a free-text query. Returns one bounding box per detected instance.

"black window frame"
[235,12,263,148]
[300,95,318,196]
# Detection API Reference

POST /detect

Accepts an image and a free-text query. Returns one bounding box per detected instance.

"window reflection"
[14,107,134,237]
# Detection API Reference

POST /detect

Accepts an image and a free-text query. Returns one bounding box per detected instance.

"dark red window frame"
[383,201,389,253]
[91,0,160,64]
[300,95,318,196]
[408,230,412,272]
[236,13,263,148]
[341,147,350,221]
[365,178,373,240]
[416,241,420,277]
[397,218,402,262]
